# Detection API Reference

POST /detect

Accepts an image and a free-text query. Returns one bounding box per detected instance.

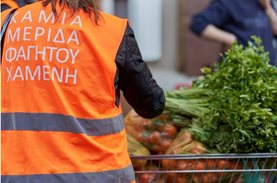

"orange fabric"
[1,2,130,177]
[1,2,127,119]
[2,130,131,175]
[1,8,13,24]
[1,8,14,109]
[1,0,19,9]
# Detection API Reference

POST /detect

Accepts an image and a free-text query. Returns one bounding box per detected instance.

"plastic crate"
[131,153,277,183]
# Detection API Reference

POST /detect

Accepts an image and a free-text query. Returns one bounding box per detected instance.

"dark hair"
[42,0,101,23]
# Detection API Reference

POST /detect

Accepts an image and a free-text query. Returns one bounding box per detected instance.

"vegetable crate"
[131,153,277,183]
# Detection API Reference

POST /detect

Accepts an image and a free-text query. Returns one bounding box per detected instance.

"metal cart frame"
[131,153,277,183]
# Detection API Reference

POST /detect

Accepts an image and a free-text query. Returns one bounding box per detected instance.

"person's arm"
[260,0,277,35]
[190,0,236,46]
[115,23,165,119]
[201,24,237,47]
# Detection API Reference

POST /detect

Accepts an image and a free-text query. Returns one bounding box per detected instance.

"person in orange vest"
[1,0,37,11]
[0,0,165,182]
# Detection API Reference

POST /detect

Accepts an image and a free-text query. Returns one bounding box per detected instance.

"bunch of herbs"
[191,37,277,153]
[164,88,211,128]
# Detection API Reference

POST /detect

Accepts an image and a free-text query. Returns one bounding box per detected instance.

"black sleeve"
[189,0,231,35]
[115,23,165,119]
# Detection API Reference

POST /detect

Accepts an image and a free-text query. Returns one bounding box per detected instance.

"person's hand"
[259,0,273,11]
[260,0,277,34]
[225,34,237,47]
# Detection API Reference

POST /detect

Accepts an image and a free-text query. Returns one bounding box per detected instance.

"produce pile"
[125,109,178,155]
[125,37,277,182]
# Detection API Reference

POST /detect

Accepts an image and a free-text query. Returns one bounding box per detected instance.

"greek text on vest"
[4,10,82,85]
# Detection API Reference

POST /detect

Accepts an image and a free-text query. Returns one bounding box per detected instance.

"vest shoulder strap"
[1,8,17,63]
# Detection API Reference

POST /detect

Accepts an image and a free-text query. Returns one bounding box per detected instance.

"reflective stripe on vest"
[2,112,124,136]
[2,165,135,183]
[1,2,133,182]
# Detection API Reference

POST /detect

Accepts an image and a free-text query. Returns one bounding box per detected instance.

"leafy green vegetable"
[191,37,277,153]
[164,88,211,128]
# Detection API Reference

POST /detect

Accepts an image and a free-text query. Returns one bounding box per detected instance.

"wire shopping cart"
[131,153,277,183]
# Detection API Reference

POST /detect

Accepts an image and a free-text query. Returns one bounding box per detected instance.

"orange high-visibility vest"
[1,0,19,9]
[1,2,135,182]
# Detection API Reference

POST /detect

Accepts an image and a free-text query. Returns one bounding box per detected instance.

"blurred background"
[100,0,222,91]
